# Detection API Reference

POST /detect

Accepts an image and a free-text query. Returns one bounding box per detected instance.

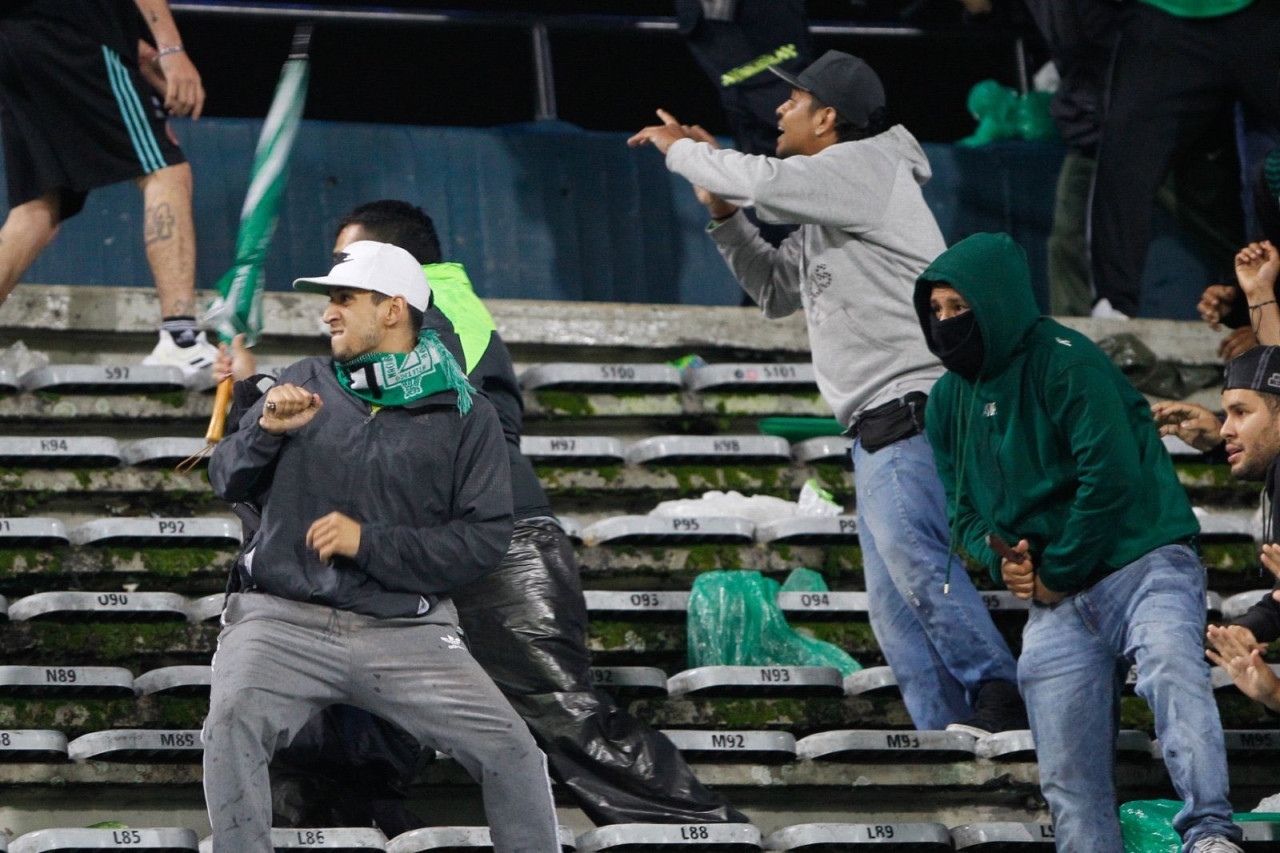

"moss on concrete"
[0,550,60,578]
[534,391,594,417]
[145,391,189,409]
[0,695,209,737]
[23,621,214,663]
[103,547,228,577]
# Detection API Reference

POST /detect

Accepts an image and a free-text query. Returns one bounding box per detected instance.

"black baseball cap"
[769,49,886,127]
[1225,345,1280,395]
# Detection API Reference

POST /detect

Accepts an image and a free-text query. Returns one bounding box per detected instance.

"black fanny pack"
[851,391,928,453]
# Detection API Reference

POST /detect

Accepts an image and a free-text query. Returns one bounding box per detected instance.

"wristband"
[1250,300,1277,310]
[152,45,185,64]
[711,209,737,223]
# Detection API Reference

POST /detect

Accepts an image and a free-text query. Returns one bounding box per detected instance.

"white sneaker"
[142,330,218,378]
[1091,298,1131,320]
[1189,836,1244,853]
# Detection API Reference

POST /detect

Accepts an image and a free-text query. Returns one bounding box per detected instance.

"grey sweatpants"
[202,593,559,853]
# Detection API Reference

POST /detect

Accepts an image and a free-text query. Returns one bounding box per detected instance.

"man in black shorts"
[0,0,216,375]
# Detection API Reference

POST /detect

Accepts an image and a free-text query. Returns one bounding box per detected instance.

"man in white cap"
[203,241,559,853]
[627,50,1026,736]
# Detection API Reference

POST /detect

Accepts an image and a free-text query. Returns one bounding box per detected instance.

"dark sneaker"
[945,679,1028,737]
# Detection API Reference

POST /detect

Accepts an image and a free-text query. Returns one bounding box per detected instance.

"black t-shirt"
[3,0,142,59]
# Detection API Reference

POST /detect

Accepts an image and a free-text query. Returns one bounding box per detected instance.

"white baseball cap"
[293,240,431,312]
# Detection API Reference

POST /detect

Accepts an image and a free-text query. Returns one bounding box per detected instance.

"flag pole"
[178,23,312,472]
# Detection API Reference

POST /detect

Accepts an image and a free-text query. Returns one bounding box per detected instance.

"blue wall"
[6,117,1216,319]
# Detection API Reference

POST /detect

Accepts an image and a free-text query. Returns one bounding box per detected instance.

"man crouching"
[203,241,559,853]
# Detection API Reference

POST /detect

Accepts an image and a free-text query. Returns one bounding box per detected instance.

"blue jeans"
[1018,545,1239,852]
[853,432,1019,729]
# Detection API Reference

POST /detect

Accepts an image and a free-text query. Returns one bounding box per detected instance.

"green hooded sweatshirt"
[912,233,1199,594]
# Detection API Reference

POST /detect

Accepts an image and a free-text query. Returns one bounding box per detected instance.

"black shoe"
[945,679,1028,737]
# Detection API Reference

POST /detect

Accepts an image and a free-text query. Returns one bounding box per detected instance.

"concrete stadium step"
[68,729,203,763]
[133,666,212,698]
[19,365,186,395]
[796,731,978,763]
[575,822,761,852]
[0,437,122,468]
[949,822,1056,850]
[583,516,756,546]
[668,666,845,699]
[588,666,669,698]
[67,519,240,549]
[384,825,577,852]
[1239,820,1280,851]
[763,822,952,850]
[9,827,198,853]
[755,517,858,546]
[1224,591,1272,621]
[520,362,683,394]
[119,439,212,469]
[0,665,136,699]
[682,363,816,395]
[7,592,190,624]
[0,730,67,762]
[184,596,223,624]
[521,436,626,466]
[789,436,852,468]
[0,519,69,548]
[660,730,797,764]
[843,667,900,699]
[626,436,792,467]
[974,730,1154,762]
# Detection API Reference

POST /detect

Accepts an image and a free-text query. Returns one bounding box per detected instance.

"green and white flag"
[203,24,311,346]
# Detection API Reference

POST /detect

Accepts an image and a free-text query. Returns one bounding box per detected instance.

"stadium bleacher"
[0,277,1273,845]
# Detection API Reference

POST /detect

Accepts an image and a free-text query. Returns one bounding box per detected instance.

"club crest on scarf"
[335,329,474,413]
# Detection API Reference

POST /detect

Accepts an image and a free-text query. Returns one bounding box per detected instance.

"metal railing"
[171,1,1030,121]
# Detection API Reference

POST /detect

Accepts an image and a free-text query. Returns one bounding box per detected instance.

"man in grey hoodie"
[628,50,1025,734]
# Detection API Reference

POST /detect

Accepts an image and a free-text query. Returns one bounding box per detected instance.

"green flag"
[203,24,311,346]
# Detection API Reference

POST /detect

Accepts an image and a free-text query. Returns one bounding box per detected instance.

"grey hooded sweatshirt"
[208,356,514,620]
[666,125,947,428]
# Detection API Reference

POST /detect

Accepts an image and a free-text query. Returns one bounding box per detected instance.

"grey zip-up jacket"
[208,356,514,620]
[666,126,947,428]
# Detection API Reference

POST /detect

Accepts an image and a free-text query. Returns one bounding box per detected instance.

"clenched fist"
[259,383,322,435]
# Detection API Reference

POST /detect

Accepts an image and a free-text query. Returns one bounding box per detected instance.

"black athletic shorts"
[0,13,186,219]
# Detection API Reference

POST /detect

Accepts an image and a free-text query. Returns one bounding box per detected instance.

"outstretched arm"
[1150,400,1223,452]
[629,109,738,221]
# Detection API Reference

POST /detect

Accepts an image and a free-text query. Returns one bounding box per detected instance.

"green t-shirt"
[1139,0,1253,17]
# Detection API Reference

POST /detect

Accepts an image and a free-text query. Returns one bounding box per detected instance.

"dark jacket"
[425,262,551,521]
[915,232,1200,593]
[1233,456,1280,642]
[209,356,514,619]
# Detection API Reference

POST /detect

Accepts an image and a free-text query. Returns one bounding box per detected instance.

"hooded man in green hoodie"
[914,232,1241,853]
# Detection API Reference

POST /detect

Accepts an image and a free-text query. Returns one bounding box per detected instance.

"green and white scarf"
[335,329,474,414]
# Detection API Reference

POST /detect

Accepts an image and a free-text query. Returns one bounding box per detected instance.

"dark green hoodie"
[912,233,1199,593]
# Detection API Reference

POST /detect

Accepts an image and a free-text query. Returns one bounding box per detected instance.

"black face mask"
[929,311,984,380]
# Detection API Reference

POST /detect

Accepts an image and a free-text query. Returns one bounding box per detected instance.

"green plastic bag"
[780,567,828,593]
[957,80,1060,146]
[687,570,861,676]
[1120,799,1182,853]
[1120,799,1280,851]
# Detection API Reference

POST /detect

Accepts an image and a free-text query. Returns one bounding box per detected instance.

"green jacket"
[913,233,1199,594]
[423,262,496,373]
